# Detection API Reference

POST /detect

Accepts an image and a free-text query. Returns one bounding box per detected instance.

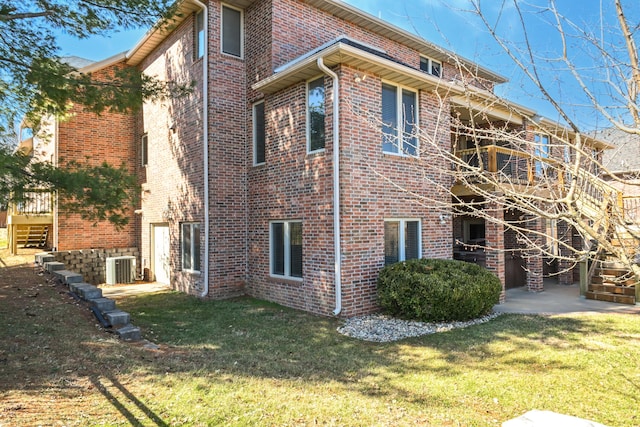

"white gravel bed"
[337,312,502,342]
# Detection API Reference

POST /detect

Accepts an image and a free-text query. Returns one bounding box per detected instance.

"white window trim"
[221,3,244,59]
[420,55,442,77]
[269,220,303,281]
[306,75,326,154]
[181,222,201,274]
[384,218,422,263]
[253,100,265,166]
[382,80,419,157]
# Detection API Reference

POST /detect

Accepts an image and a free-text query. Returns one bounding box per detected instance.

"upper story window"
[420,56,441,77]
[195,10,205,60]
[384,219,421,265]
[382,82,418,156]
[141,134,148,167]
[307,76,326,153]
[221,4,243,58]
[253,101,266,165]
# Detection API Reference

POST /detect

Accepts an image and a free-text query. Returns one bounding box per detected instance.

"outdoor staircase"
[574,169,638,305]
[35,253,142,341]
[587,259,637,304]
[15,224,49,247]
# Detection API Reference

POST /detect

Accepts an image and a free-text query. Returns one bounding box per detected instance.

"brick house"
[18,0,632,315]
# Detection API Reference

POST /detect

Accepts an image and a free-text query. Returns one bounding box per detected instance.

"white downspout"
[317,58,342,316]
[53,117,59,251]
[192,0,209,298]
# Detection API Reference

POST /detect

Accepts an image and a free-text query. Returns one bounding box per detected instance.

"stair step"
[15,225,49,246]
[116,324,141,341]
[104,310,130,327]
[53,270,83,285]
[73,283,103,300]
[588,283,636,296]
[44,261,65,273]
[34,252,54,265]
[585,291,636,305]
[90,297,116,312]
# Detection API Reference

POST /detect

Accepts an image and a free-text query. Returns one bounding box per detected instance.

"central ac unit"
[105,256,136,285]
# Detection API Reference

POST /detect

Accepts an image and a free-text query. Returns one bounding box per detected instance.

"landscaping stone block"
[104,310,130,327]
[90,297,116,312]
[116,324,141,341]
[44,262,65,273]
[53,270,83,285]
[35,252,54,265]
[74,284,102,300]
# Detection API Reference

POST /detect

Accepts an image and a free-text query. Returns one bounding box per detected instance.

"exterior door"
[152,225,170,284]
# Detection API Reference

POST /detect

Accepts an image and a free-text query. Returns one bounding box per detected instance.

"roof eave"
[305,0,508,85]
[252,42,465,96]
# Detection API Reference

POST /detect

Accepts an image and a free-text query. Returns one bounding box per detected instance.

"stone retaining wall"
[49,247,139,285]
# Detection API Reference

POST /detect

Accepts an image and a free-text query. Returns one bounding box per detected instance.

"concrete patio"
[494,281,640,315]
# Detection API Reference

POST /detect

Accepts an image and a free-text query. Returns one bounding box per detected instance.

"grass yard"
[1,259,639,426]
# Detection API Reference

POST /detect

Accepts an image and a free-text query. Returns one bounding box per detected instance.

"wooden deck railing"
[7,191,53,216]
[454,145,635,222]
[454,145,562,186]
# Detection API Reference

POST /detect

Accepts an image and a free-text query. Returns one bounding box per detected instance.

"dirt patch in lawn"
[0,255,170,426]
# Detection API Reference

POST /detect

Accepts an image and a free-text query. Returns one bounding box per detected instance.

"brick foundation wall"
[49,247,139,285]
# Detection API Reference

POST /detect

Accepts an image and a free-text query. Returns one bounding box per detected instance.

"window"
[382,82,418,156]
[534,134,550,175]
[253,101,265,165]
[181,223,201,272]
[384,219,420,265]
[141,134,148,166]
[270,221,302,279]
[420,56,441,77]
[222,4,242,58]
[307,77,325,152]
[195,10,205,60]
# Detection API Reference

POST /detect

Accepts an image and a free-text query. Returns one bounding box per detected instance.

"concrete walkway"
[494,281,640,315]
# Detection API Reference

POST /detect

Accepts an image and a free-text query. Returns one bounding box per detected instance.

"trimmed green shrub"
[377,258,502,322]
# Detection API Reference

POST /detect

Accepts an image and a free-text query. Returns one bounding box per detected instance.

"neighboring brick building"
[24,0,623,315]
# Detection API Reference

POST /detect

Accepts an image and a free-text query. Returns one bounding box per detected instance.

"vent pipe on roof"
[317,57,342,316]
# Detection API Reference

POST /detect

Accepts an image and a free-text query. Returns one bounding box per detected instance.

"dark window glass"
[384,221,399,265]
[290,222,302,277]
[254,102,265,164]
[405,221,420,261]
[222,5,242,57]
[382,83,398,153]
[308,77,325,151]
[402,89,417,155]
[272,222,285,276]
[141,134,148,166]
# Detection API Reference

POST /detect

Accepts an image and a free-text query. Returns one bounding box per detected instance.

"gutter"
[191,0,210,298]
[316,57,342,316]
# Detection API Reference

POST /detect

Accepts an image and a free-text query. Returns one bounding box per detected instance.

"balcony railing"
[454,144,563,186]
[8,191,53,216]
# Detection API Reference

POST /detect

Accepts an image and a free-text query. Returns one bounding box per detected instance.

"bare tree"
[352,0,640,302]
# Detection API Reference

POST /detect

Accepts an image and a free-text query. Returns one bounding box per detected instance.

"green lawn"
[116,293,640,426]
[2,267,639,426]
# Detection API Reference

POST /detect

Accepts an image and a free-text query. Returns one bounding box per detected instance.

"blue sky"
[56,0,632,130]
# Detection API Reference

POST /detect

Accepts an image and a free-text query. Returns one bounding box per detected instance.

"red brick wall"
[138,2,247,298]
[55,62,137,250]
[137,11,207,294]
